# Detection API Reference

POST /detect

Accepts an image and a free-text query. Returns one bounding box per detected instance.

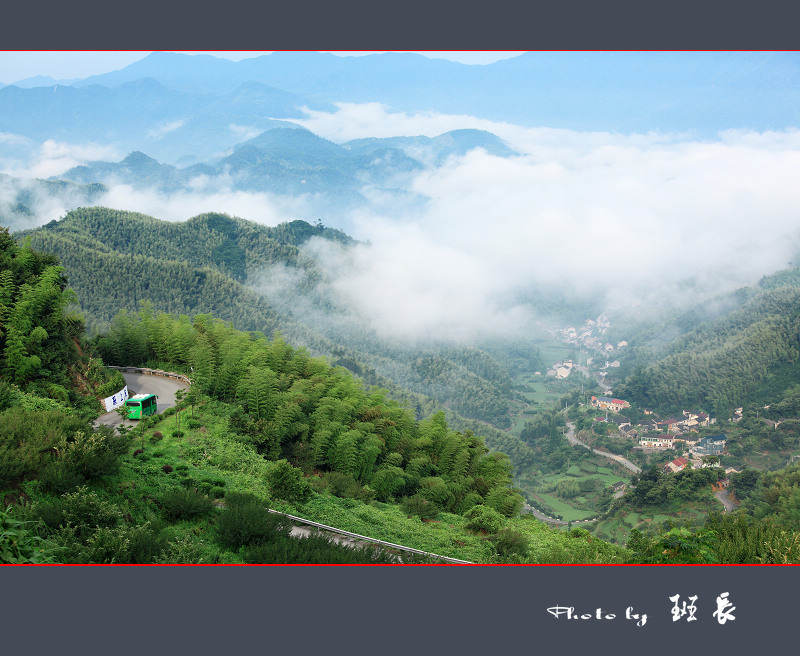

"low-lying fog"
[3,104,799,342]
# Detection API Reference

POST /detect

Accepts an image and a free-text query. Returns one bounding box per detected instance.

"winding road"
[715,489,738,512]
[564,422,642,474]
[94,370,189,430]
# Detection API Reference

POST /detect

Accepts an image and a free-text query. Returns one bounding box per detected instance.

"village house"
[657,418,683,434]
[692,434,727,456]
[611,481,627,495]
[609,416,632,430]
[664,456,689,473]
[554,362,574,379]
[680,411,711,429]
[640,435,674,448]
[591,396,630,412]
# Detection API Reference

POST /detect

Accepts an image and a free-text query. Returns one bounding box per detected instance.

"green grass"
[534,492,595,522]
[14,394,636,564]
[623,512,641,527]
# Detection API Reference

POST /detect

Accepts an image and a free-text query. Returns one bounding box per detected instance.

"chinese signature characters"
[671,592,736,625]
[545,593,737,628]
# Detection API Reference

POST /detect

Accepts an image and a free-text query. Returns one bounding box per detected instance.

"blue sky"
[0,51,526,85]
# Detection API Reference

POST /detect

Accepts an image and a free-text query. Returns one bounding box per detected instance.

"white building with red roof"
[590,396,630,412]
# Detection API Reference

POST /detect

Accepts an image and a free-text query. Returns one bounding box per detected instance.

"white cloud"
[5,99,799,346]
[0,131,30,146]
[1,139,121,179]
[287,108,800,341]
[229,124,262,141]
[96,183,312,225]
[293,102,520,143]
[146,120,185,140]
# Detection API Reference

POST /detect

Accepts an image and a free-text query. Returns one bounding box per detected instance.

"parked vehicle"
[125,393,158,419]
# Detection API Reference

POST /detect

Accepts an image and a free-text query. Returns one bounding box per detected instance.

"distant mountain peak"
[122,151,159,166]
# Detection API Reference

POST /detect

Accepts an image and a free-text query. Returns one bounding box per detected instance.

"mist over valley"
[4,52,800,563]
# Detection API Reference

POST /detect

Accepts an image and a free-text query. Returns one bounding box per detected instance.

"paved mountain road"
[564,422,642,474]
[94,371,189,430]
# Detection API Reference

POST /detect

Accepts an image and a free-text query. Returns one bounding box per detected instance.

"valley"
[2,51,800,564]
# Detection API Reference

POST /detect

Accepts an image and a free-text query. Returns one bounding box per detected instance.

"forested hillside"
[614,270,800,416]
[5,226,800,563]
[0,225,115,411]
[95,308,526,516]
[1,234,627,564]
[16,208,535,440]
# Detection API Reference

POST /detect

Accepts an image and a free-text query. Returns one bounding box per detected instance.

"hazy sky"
[0,51,527,85]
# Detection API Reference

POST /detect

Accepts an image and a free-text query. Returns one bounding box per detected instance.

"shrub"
[162,465,173,474]
[464,505,505,534]
[209,486,225,499]
[484,486,524,517]
[125,522,168,564]
[198,482,212,495]
[216,497,291,549]
[490,527,529,559]
[56,520,165,564]
[172,431,184,438]
[224,491,261,507]
[38,430,127,495]
[0,507,59,563]
[267,459,312,505]
[453,492,483,515]
[158,536,206,564]
[309,476,328,493]
[34,487,123,542]
[38,461,86,495]
[160,488,215,522]
[400,494,440,521]
[325,471,373,502]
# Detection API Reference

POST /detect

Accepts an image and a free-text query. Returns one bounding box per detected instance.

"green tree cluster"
[0,227,83,397]
[616,281,800,417]
[94,306,524,518]
[17,209,534,433]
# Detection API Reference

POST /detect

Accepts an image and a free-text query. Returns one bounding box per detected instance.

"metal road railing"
[267,510,474,565]
[107,365,191,385]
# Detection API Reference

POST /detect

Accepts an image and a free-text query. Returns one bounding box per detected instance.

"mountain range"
[2,52,799,165]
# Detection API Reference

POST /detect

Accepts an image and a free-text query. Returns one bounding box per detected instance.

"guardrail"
[107,366,191,386]
[267,509,473,565]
